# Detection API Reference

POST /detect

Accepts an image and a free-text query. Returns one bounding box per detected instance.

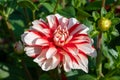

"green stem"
[21,58,33,80]
[53,0,60,13]
[57,66,62,80]
[96,0,106,79]
[5,20,15,42]
[32,10,35,20]
[102,0,105,8]
[23,8,30,23]
[61,0,66,8]
[96,32,104,80]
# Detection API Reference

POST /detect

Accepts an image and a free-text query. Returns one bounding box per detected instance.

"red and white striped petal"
[32,25,50,37]
[67,18,79,29]
[34,54,60,71]
[70,34,91,44]
[76,43,95,56]
[69,24,88,36]
[78,24,89,34]
[21,31,39,45]
[55,14,63,21]
[63,54,73,72]
[73,56,88,73]
[64,46,78,56]
[47,15,58,29]
[33,47,49,66]
[24,46,41,57]
[21,31,48,46]
[59,17,69,28]
[78,54,88,69]
[32,19,49,28]
[46,46,57,59]
[32,20,50,37]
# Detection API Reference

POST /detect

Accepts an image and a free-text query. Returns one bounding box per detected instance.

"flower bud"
[98,17,111,31]
[14,41,24,54]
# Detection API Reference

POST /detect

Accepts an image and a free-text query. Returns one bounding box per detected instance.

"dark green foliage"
[0,0,120,80]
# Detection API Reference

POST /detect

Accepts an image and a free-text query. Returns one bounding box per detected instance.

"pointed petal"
[69,24,88,36]
[67,18,79,29]
[21,32,39,45]
[47,15,58,29]
[70,34,91,44]
[33,38,48,46]
[60,17,69,28]
[33,47,49,66]
[76,43,95,56]
[46,46,57,59]
[78,54,88,68]
[32,25,50,37]
[21,31,48,46]
[32,20,50,37]
[24,46,41,57]
[55,14,69,28]
[79,24,89,34]
[32,19,49,28]
[50,54,60,69]
[74,56,88,73]
[41,58,52,71]
[89,47,97,57]
[55,14,63,20]
[63,54,73,72]
[41,54,60,71]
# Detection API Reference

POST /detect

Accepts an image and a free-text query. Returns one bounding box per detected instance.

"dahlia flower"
[21,14,96,73]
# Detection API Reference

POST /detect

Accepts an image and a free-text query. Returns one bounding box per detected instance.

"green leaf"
[6,7,14,18]
[111,18,120,26]
[10,19,25,39]
[92,11,100,21]
[77,9,91,20]
[17,0,38,11]
[0,64,9,79]
[102,43,109,58]
[72,0,81,8]
[41,3,54,13]
[90,30,99,38]
[105,11,114,19]
[116,46,120,54]
[109,49,118,59]
[107,76,120,80]
[78,74,96,80]
[104,55,115,69]
[84,1,101,11]
[111,29,119,37]
[102,43,115,69]
[72,0,86,8]
[65,70,78,77]
[57,6,76,17]
[101,7,107,17]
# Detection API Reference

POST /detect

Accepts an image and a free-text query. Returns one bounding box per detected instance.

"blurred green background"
[0,0,120,80]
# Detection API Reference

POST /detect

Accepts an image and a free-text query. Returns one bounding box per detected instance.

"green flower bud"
[14,41,24,54]
[98,17,111,31]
